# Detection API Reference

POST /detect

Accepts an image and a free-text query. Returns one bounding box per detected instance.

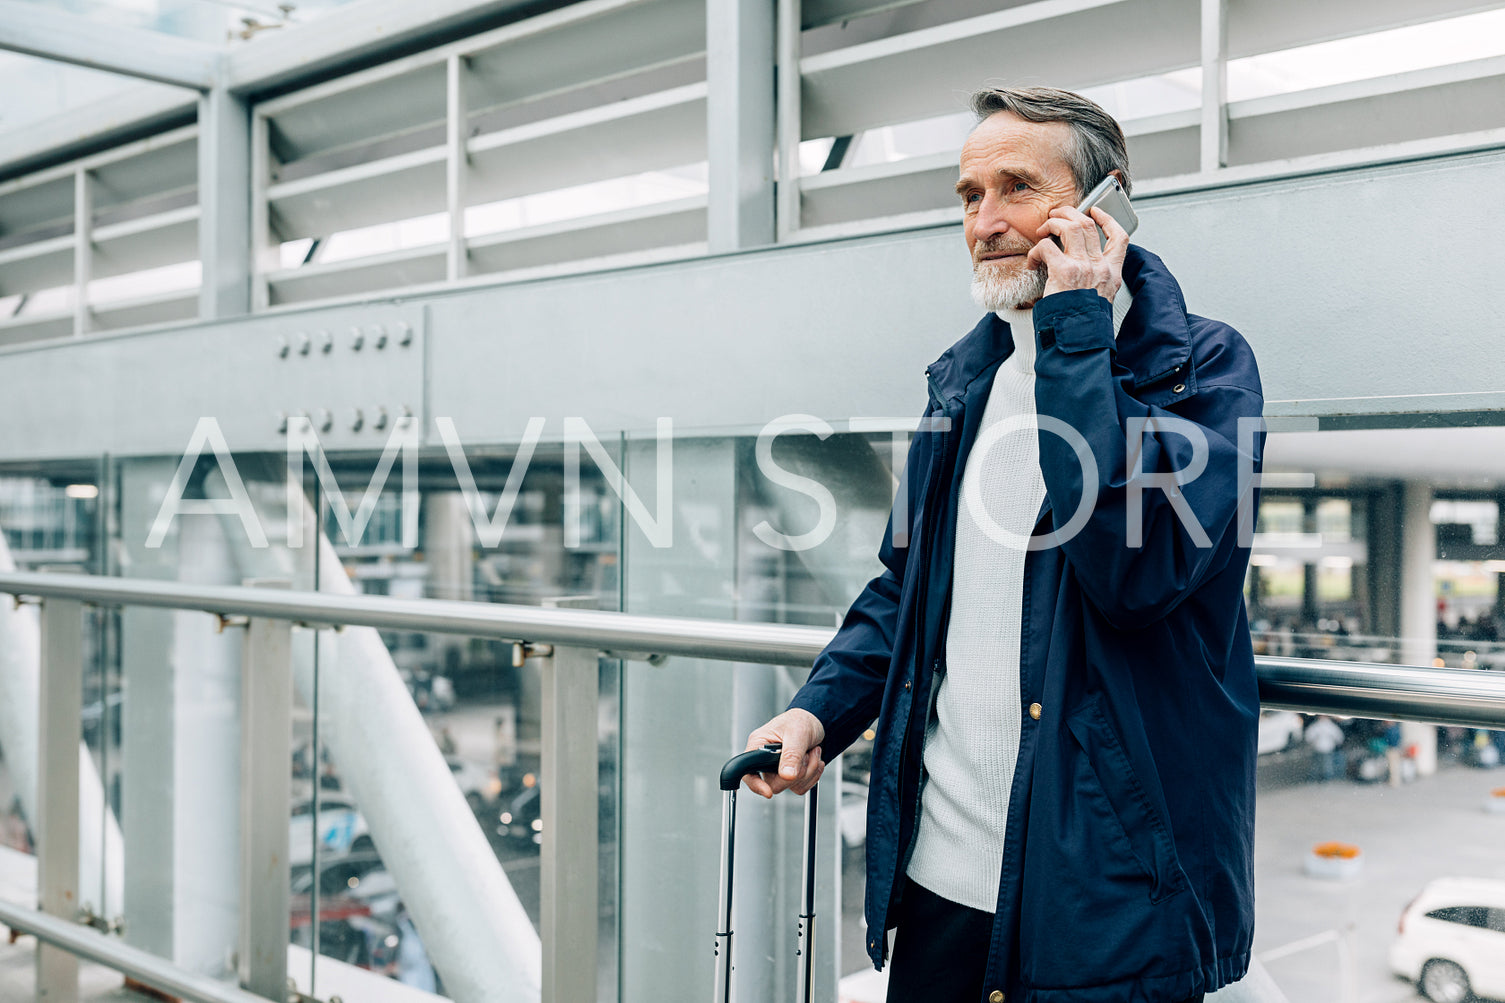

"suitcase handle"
[719,743,784,790]
[714,742,819,1003]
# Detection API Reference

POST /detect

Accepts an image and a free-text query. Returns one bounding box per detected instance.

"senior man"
[742,87,1264,1003]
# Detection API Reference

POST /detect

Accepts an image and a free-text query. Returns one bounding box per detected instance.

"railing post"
[540,596,599,1003]
[37,597,84,1003]
[238,582,292,1000]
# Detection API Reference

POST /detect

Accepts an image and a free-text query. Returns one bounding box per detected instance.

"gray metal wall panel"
[0,305,425,461]
[0,149,1502,462]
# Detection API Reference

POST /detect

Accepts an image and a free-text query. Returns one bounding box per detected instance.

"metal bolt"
[371,324,387,349]
[396,321,413,347]
[318,329,333,353]
[350,326,364,351]
[372,406,389,431]
[315,408,333,433]
[276,335,290,359]
[276,411,289,434]
[350,407,364,432]
[296,332,311,355]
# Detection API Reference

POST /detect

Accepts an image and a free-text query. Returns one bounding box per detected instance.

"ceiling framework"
[0,0,1501,344]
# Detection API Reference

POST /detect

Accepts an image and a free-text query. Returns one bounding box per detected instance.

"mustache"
[972,235,1038,264]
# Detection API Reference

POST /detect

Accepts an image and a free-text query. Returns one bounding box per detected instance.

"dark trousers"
[885,878,1205,1003]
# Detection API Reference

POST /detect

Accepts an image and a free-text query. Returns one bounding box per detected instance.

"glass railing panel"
[618,427,893,1002]
[292,443,621,1000]
[1251,713,1505,1003]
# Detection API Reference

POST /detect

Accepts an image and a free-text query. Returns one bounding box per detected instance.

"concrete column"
[1300,498,1319,626]
[707,0,776,252]
[425,492,476,677]
[118,459,243,974]
[425,492,475,602]
[1365,485,1403,644]
[1495,496,1505,625]
[1399,481,1438,776]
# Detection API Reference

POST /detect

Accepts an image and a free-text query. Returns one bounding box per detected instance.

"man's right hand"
[741,708,826,799]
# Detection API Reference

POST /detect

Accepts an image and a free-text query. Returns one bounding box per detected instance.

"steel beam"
[775,0,802,242]
[447,54,471,282]
[238,588,292,1001]
[706,0,776,252]
[0,0,216,90]
[37,597,84,1003]
[71,170,92,337]
[199,85,253,320]
[539,607,599,1003]
[1200,0,1228,173]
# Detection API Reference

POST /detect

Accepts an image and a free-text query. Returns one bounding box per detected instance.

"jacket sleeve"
[1030,289,1263,630]
[787,411,933,758]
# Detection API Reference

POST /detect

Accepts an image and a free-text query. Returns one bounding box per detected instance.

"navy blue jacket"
[790,246,1265,1002]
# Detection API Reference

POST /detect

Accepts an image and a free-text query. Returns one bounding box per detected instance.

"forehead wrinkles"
[959,115,1075,188]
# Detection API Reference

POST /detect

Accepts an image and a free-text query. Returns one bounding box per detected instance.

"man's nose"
[972,192,1014,240]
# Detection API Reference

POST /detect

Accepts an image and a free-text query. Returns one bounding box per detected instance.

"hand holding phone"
[1075,175,1138,250]
[1030,175,1135,302]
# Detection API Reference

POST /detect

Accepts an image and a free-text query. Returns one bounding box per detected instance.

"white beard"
[970,257,1047,312]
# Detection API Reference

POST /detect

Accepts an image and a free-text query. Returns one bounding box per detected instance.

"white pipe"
[215,474,541,1003]
[0,533,124,917]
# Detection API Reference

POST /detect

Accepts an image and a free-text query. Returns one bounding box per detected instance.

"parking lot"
[1252,754,1505,1002]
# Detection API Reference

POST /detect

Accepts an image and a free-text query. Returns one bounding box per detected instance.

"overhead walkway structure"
[1,1,1505,1002]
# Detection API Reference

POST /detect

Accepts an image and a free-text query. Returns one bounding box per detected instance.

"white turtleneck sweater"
[906,289,1132,911]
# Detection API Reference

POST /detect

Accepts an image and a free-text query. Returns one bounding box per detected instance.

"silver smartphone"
[1076,175,1138,249]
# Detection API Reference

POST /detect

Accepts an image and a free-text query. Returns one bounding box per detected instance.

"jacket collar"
[927,244,1193,402]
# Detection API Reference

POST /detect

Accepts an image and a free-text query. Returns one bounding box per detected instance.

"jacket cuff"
[1034,288,1114,354]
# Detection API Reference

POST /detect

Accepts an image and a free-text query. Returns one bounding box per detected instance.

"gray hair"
[969,86,1133,198]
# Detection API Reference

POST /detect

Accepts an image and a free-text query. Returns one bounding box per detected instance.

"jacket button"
[1173,383,1186,393]
[989,992,1005,1003]
[1029,702,1042,720]
[904,681,911,690]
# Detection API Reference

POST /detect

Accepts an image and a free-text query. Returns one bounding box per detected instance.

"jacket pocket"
[1065,692,1186,904]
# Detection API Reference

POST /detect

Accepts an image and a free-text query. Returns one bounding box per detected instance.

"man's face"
[956,112,1080,311]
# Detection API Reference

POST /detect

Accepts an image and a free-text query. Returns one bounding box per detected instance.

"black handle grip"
[720,743,783,790]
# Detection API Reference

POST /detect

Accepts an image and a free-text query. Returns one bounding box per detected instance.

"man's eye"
[1011,181,1030,193]
[964,191,982,204]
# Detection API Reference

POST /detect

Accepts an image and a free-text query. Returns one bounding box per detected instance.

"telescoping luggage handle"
[715,743,819,1003]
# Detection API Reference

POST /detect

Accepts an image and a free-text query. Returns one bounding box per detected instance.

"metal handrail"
[2,569,1505,1003]
[0,571,831,665]
[1,570,1503,728]
[0,899,267,1003]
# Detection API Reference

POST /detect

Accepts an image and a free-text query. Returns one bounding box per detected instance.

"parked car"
[289,795,372,867]
[495,782,542,848]
[291,848,386,899]
[1390,877,1505,1003]
[446,755,502,813]
[1256,710,1306,755]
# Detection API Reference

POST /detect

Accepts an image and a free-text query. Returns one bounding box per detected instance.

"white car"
[447,755,502,812]
[289,796,371,867]
[1390,876,1505,1003]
